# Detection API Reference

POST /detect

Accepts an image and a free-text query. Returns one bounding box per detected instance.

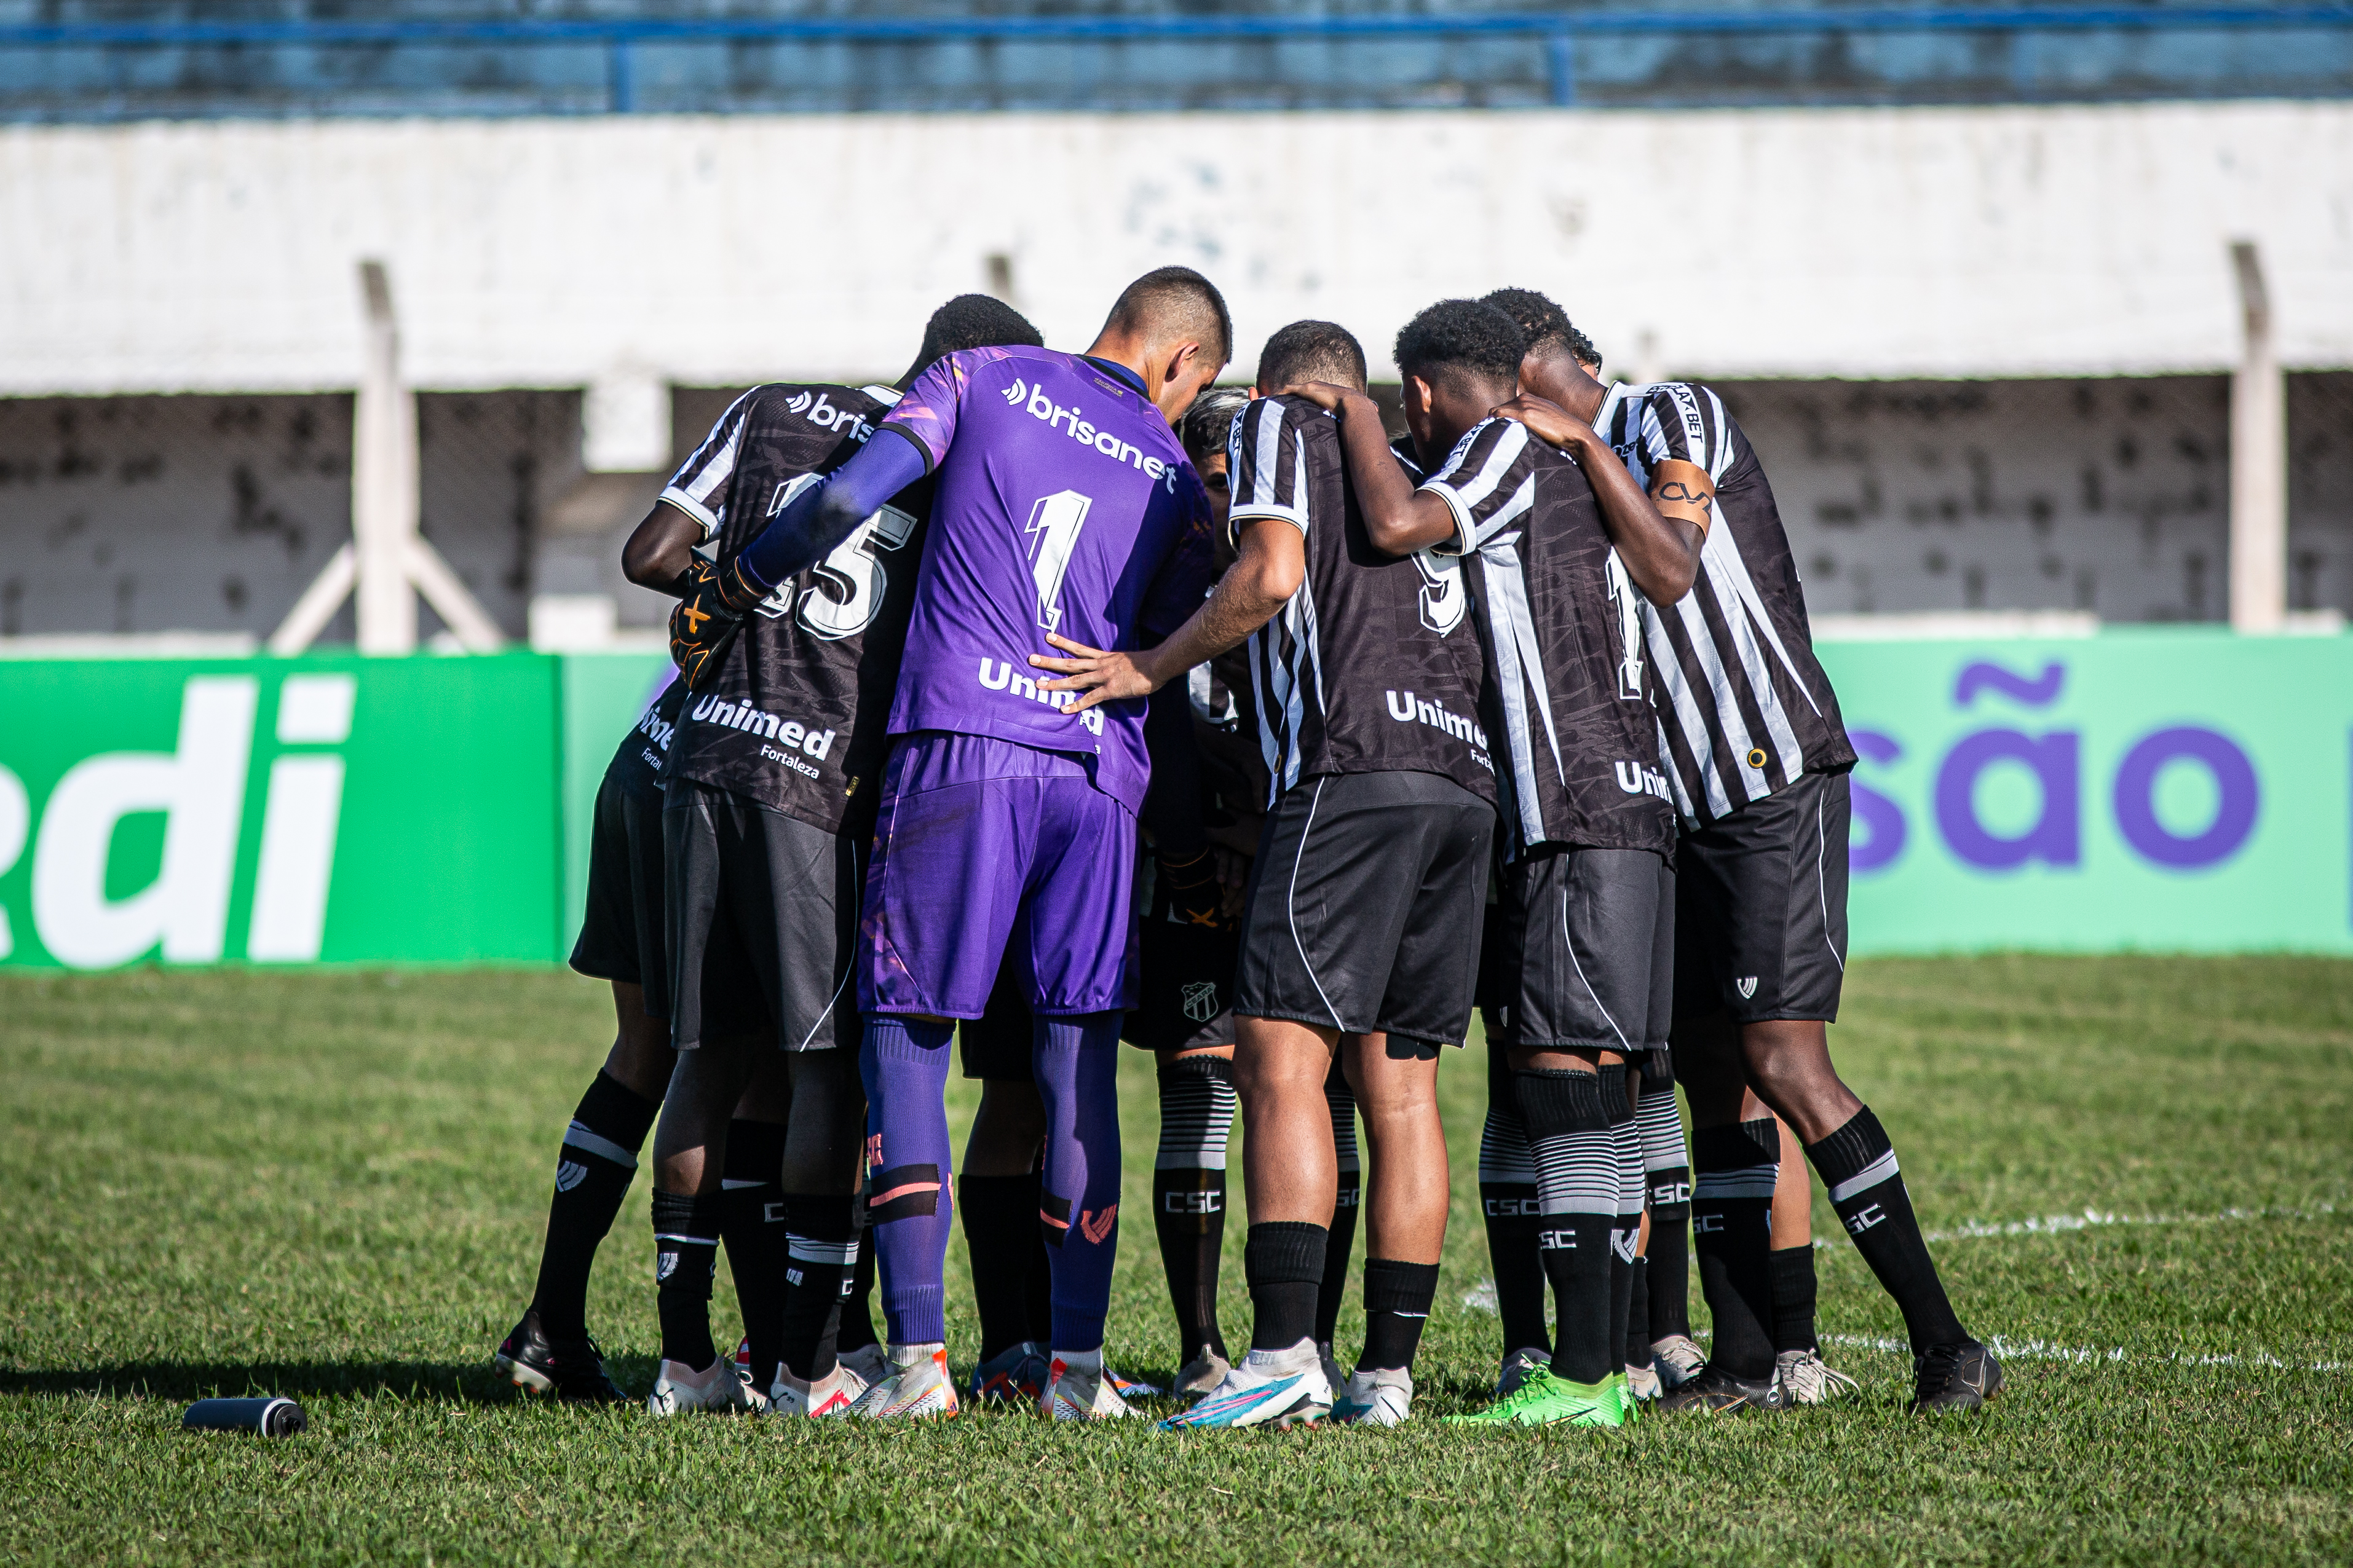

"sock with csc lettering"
[1315,1063,1362,1349]
[1805,1106,1968,1353]
[531,1070,660,1342]
[1517,1068,1618,1387]
[1604,1070,1645,1376]
[1479,1045,1551,1357]
[718,1119,788,1392]
[778,1192,861,1381]
[1690,1119,1780,1381]
[1638,1077,1694,1345]
[1153,1054,1236,1365]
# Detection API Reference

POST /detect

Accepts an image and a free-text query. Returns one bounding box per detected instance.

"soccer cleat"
[1159,1339,1332,1430]
[1655,1363,1785,1414]
[850,1342,959,1420]
[1317,1339,1347,1398]
[770,1362,868,1419]
[1332,1366,1414,1427]
[837,1341,892,1385]
[1104,1363,1163,1399]
[968,1341,1051,1406]
[1495,1345,1551,1398]
[1445,1368,1624,1428]
[646,1357,767,1417]
[494,1310,628,1404]
[1910,1340,2004,1412]
[1651,1333,1708,1390]
[1040,1350,1139,1421]
[1174,1347,1232,1401]
[1624,1360,1663,1403]
[1776,1348,1860,1406]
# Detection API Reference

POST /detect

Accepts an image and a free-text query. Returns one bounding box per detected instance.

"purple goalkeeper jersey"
[879,344,1214,816]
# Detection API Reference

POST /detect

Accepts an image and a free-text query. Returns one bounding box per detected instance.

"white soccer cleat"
[1496,1345,1551,1398]
[1331,1365,1414,1427]
[1651,1334,1708,1390]
[1159,1338,1333,1430]
[850,1342,959,1420]
[646,1357,766,1417]
[1624,1361,1664,1403]
[769,1361,868,1419]
[1040,1349,1139,1421]
[837,1342,892,1385]
[1775,1347,1860,1406]
[1174,1347,1233,1401]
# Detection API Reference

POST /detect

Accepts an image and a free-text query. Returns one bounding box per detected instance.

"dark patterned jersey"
[1594,381,1856,827]
[1226,393,1495,807]
[657,382,930,833]
[1419,417,1674,860]
[1186,643,1270,820]
[607,677,687,798]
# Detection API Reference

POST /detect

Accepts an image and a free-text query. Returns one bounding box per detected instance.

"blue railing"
[4,8,2349,111]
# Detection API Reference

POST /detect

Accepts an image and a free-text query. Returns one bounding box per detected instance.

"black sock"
[1690,1119,1780,1381]
[1480,1046,1550,1356]
[1626,1258,1653,1369]
[1604,1071,1643,1377]
[837,1192,879,1355]
[718,1119,788,1392]
[651,1188,723,1372]
[780,1192,860,1381]
[1517,1068,1616,1387]
[1152,1055,1235,1363]
[1245,1221,1327,1352]
[1315,1067,1360,1348]
[529,1070,659,1342]
[1805,1106,1969,1354]
[1359,1258,1440,1373]
[1635,1070,1693,1347]
[1771,1246,1819,1354]
[958,1171,1042,1360]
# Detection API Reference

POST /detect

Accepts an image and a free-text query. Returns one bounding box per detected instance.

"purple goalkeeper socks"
[859,1015,955,1345]
[1032,1011,1123,1353]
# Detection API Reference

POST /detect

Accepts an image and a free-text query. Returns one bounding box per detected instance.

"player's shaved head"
[1102,266,1233,368]
[1394,299,1527,403]
[1480,287,1602,372]
[1180,385,1251,468]
[900,293,1045,385]
[1254,320,1369,396]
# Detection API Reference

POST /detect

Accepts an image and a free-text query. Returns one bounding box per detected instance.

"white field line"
[1909,1201,2338,1248]
[1823,1333,2346,1375]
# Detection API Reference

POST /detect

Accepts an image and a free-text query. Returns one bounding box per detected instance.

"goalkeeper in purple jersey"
[714,266,1228,1420]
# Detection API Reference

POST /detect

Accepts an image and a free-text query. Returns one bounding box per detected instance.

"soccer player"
[638,294,1050,1419]
[717,267,1228,1421]
[1040,320,1497,1429]
[491,673,692,1403]
[1282,301,1695,1427]
[1489,291,2001,1413]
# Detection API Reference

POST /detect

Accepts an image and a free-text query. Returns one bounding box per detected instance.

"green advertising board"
[0,631,2345,969]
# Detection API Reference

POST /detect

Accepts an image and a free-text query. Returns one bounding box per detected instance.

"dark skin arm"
[1028,514,1305,711]
[621,502,705,597]
[1492,394,1702,605]
[1281,382,1457,556]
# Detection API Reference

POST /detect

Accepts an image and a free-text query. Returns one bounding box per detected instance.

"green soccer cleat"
[1444,1368,1627,1428]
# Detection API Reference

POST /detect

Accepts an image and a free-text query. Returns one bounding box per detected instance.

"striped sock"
[1806,1106,1968,1354]
[529,1070,658,1342]
[651,1188,724,1373]
[1152,1054,1236,1364]
[1691,1119,1779,1381]
[1516,1068,1617,1387]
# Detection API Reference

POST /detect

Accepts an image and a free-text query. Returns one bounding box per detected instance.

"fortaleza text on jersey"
[686,693,837,768]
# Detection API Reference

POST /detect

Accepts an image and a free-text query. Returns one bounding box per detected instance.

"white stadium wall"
[3,101,2352,397]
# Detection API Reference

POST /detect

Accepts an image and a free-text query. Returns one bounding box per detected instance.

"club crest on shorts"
[1735,976,1760,999]
[1182,982,1219,1023]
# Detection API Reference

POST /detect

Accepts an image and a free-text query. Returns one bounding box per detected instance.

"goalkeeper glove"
[668,557,770,690]
[1157,849,1224,929]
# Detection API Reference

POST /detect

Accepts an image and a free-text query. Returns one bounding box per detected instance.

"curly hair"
[1480,286,1602,371]
[899,294,1043,384]
[1394,299,1527,396]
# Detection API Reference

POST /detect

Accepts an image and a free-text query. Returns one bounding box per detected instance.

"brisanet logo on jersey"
[0,674,354,969]
[1000,377,1180,492]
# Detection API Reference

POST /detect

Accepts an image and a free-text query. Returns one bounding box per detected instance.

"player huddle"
[493,268,2003,1427]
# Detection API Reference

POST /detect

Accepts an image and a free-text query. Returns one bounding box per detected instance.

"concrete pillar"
[2228,240,2286,634]
[352,260,419,655]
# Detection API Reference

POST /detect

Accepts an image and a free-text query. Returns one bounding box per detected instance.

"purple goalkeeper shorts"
[859,731,1139,1018]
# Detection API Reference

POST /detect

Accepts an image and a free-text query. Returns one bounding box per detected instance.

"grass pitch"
[2,956,2349,1566]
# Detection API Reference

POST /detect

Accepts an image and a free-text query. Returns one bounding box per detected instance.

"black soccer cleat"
[1655,1363,1786,1414]
[495,1309,628,1405]
[1910,1339,2003,1412]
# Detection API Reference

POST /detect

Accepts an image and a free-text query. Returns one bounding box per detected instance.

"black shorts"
[568,768,670,1019]
[1123,854,1240,1054]
[1479,846,1673,1054]
[663,779,861,1052]
[959,953,1035,1082]
[1233,770,1493,1045]
[1672,768,1850,1025]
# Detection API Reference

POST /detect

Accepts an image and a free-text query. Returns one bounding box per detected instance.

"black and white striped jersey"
[1418,417,1675,861]
[1594,382,1855,827]
[658,382,932,833]
[1225,393,1495,808]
